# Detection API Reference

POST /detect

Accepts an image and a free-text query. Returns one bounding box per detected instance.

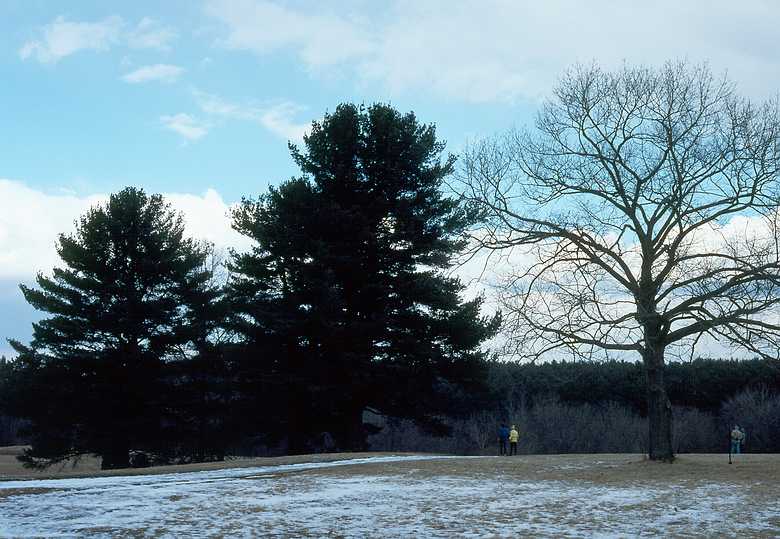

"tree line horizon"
[3,61,780,467]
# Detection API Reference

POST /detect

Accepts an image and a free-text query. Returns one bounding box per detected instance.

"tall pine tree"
[10,187,219,469]
[230,104,500,451]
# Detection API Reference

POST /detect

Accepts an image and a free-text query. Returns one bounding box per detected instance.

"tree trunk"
[643,345,674,461]
[332,403,366,452]
[346,405,366,451]
[101,441,130,470]
[286,397,308,455]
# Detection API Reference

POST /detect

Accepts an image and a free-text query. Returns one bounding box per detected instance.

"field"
[1,448,779,537]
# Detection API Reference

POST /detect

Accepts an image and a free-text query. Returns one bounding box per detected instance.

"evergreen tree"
[0,355,8,402]
[0,355,19,445]
[10,187,219,469]
[229,178,326,450]
[230,104,500,451]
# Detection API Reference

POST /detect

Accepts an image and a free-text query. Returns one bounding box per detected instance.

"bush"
[671,407,719,453]
[0,415,26,446]
[368,398,648,455]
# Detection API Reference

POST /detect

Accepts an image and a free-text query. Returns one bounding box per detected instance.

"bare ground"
[1,445,776,485]
[1,450,778,537]
[309,452,780,486]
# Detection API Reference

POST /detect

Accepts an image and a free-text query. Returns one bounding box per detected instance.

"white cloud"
[0,180,105,279]
[20,15,178,64]
[194,90,246,118]
[122,64,184,84]
[204,0,780,103]
[0,179,249,281]
[258,102,309,141]
[165,189,251,252]
[160,113,209,141]
[19,15,123,64]
[205,0,373,68]
[126,17,178,50]
[162,90,309,144]
[193,89,309,142]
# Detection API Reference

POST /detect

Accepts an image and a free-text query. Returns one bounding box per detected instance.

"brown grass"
[2,445,778,490]
[304,453,780,487]
[0,446,103,479]
[0,486,58,499]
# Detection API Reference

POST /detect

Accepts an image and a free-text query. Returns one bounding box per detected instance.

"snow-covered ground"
[1,455,778,537]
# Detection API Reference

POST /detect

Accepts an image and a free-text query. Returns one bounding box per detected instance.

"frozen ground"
[1,453,779,537]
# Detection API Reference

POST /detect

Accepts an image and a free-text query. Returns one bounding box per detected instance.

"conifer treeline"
[2,104,500,468]
[4,354,778,453]
[484,358,780,414]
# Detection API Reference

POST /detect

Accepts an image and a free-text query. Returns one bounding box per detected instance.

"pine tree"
[230,104,500,451]
[10,187,219,469]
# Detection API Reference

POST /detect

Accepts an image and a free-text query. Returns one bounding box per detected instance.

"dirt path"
[0,445,419,480]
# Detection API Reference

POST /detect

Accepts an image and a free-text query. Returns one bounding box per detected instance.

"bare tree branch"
[457,61,780,365]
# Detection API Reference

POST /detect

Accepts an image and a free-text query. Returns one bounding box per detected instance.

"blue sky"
[2,0,780,356]
[0,1,535,201]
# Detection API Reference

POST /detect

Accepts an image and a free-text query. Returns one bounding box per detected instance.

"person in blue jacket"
[498,423,510,455]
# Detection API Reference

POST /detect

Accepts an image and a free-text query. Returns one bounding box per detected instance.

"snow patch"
[1,455,778,537]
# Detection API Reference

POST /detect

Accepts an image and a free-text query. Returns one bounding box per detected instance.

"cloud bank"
[0,180,249,281]
[20,16,177,63]
[205,0,780,103]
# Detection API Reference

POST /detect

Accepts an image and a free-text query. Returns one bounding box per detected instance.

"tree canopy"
[10,187,220,468]
[229,103,500,451]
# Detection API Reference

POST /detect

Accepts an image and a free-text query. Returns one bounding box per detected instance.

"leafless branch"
[457,61,780,364]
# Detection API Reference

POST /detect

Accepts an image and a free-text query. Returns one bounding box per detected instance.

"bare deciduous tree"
[459,62,780,460]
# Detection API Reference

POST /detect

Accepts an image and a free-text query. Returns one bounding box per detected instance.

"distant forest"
[368,358,780,455]
[3,355,779,456]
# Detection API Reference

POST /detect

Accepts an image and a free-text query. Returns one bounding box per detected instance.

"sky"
[2,0,780,357]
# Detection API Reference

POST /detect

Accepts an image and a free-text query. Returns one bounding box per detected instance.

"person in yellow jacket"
[508,425,519,456]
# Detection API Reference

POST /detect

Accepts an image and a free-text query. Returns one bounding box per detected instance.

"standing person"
[730,425,746,455]
[498,424,510,456]
[509,425,519,456]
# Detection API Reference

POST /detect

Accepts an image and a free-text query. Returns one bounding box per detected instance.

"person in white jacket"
[730,425,745,454]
